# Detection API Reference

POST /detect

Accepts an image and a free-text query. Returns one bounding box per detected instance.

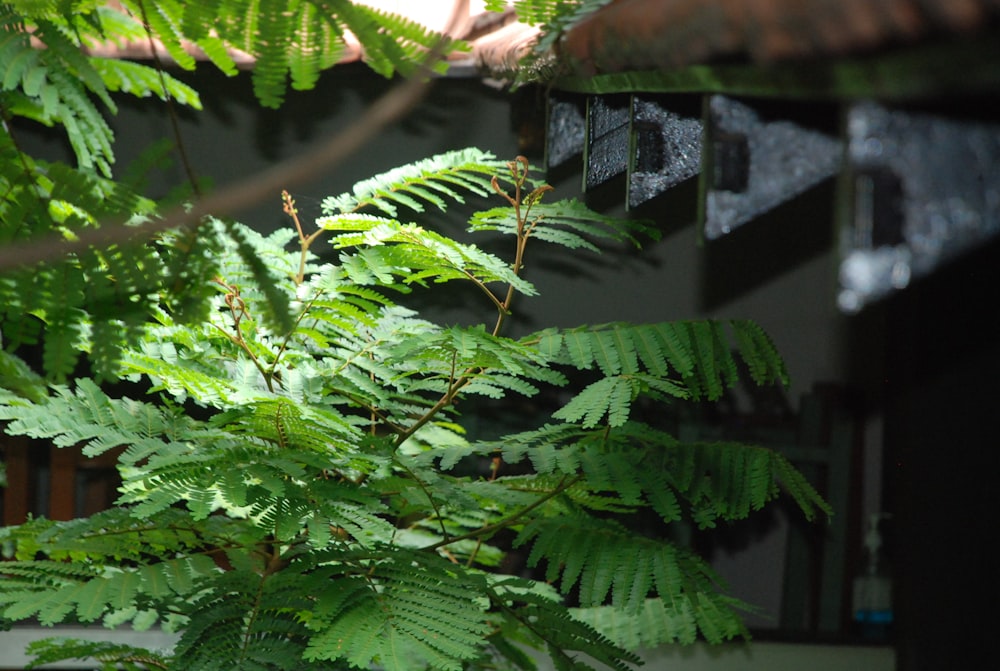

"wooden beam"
[2,437,32,526]
[48,445,78,521]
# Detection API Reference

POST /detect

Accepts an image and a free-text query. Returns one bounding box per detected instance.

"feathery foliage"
[0,0,464,382]
[1,149,829,670]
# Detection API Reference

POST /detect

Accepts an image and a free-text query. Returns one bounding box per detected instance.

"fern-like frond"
[0,348,47,402]
[442,421,830,528]
[2,17,117,175]
[321,147,503,217]
[0,377,180,456]
[24,638,170,671]
[335,2,465,78]
[391,324,566,399]
[0,553,220,627]
[322,214,536,296]
[218,219,296,335]
[89,57,201,108]
[168,565,348,671]
[245,0,295,108]
[116,0,197,70]
[728,319,789,387]
[284,1,341,92]
[122,344,263,407]
[39,264,89,379]
[645,439,831,527]
[302,549,493,671]
[488,579,642,671]
[2,2,198,201]
[299,304,442,414]
[431,421,589,472]
[539,317,791,429]
[470,198,657,252]
[176,2,238,74]
[0,144,168,379]
[571,593,752,649]
[10,0,463,112]
[213,398,357,454]
[551,374,644,427]
[246,475,396,546]
[537,319,789,403]
[107,0,462,109]
[515,514,750,644]
[0,507,230,564]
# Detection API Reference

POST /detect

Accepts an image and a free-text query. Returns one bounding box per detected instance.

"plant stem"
[398,460,450,540]
[422,474,581,554]
[400,157,550,445]
[137,0,200,196]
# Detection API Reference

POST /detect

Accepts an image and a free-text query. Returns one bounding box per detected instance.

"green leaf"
[553,376,638,428]
[89,58,202,109]
[321,148,501,216]
[303,551,493,670]
[470,198,656,251]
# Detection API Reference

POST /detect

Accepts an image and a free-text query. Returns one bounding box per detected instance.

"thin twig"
[137,0,200,195]
[423,474,582,554]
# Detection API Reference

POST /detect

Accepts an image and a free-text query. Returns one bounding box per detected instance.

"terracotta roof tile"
[553,0,1000,77]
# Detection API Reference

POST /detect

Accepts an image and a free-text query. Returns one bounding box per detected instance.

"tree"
[1,2,829,670]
